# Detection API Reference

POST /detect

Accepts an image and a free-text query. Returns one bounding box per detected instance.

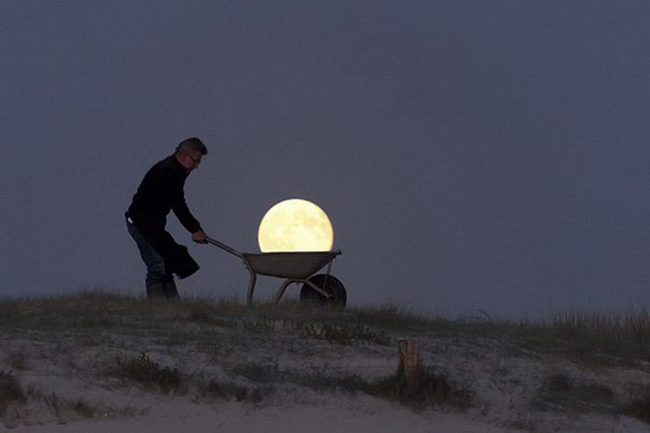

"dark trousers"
[126,219,173,285]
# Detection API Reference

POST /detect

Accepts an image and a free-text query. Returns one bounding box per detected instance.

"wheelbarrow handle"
[205,237,245,259]
[205,236,258,307]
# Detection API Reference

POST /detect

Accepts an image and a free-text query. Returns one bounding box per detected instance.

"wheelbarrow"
[205,237,347,308]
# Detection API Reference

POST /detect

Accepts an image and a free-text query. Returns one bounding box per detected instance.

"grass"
[291,366,472,410]
[622,391,650,423]
[368,366,473,410]
[471,310,650,368]
[0,368,141,426]
[3,292,650,365]
[3,292,650,427]
[536,373,615,413]
[281,320,391,345]
[197,379,270,403]
[3,291,650,361]
[227,361,472,410]
[0,371,26,416]
[114,353,183,393]
[4,350,27,371]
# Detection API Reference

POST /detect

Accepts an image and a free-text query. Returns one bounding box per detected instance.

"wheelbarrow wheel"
[300,274,346,308]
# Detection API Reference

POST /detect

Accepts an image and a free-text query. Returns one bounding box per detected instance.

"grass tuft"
[230,362,280,384]
[5,350,27,371]
[535,373,615,413]
[280,320,390,345]
[368,366,473,410]
[622,391,650,423]
[198,379,271,403]
[226,361,471,410]
[0,371,26,416]
[115,353,183,393]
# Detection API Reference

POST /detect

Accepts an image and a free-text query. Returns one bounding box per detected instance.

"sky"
[2,1,650,319]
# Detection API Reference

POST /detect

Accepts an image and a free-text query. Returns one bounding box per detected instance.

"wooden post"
[398,338,418,385]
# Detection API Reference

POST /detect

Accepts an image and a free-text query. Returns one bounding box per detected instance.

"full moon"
[258,199,334,253]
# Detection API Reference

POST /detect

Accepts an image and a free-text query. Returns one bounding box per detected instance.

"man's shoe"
[163,280,180,299]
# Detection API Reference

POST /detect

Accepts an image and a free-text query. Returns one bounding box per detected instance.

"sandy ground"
[5,398,515,433]
[5,395,649,433]
[2,298,650,432]
[4,344,649,433]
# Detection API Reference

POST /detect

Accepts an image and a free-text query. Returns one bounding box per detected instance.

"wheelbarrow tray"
[243,251,338,279]
[205,237,343,306]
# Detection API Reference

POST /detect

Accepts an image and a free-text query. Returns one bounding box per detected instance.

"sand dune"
[1,294,649,432]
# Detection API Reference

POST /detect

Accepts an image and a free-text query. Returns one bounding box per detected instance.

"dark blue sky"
[2,1,649,319]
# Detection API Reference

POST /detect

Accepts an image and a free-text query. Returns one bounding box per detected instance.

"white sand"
[7,398,516,433]
[2,302,650,432]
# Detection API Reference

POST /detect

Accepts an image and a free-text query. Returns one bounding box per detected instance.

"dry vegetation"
[1,291,650,430]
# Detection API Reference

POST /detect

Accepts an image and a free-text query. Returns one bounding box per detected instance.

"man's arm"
[173,201,207,244]
[170,185,207,243]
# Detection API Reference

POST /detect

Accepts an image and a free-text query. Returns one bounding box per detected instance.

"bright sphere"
[258,198,334,252]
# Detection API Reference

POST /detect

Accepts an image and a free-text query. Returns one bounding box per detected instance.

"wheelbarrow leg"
[274,279,297,303]
[244,261,257,307]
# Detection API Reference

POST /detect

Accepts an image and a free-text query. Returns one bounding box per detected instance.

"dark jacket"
[127,155,201,278]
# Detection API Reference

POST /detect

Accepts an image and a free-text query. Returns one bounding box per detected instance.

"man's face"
[178,151,202,171]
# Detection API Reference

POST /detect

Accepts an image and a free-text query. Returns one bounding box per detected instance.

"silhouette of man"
[126,137,208,298]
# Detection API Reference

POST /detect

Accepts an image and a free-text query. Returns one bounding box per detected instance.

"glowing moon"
[258,199,334,253]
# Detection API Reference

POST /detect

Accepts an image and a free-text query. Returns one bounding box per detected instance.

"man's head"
[175,137,207,171]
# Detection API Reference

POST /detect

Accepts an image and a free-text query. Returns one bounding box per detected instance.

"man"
[126,137,208,299]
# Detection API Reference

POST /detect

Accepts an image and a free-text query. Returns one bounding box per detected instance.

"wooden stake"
[398,338,418,384]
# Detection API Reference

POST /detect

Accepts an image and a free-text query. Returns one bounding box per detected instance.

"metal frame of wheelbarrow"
[206,237,342,306]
